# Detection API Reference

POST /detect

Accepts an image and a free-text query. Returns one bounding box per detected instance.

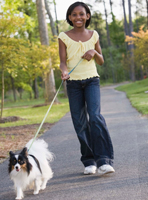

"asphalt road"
[0,84,148,200]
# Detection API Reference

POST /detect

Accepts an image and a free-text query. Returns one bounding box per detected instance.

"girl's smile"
[69,6,90,28]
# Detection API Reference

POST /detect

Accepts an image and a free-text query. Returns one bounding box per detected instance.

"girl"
[58,1,115,176]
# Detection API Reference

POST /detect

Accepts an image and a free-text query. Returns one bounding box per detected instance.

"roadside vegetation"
[1,97,69,128]
[116,79,148,115]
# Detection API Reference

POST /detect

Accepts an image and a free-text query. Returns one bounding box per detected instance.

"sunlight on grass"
[1,98,69,127]
[116,79,148,115]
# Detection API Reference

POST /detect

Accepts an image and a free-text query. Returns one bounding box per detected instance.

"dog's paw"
[15,197,22,200]
[33,190,39,195]
[40,185,46,190]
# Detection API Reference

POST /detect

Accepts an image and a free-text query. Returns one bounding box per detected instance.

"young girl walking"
[58,1,115,176]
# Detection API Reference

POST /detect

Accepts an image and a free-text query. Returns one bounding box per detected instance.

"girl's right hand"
[61,71,70,81]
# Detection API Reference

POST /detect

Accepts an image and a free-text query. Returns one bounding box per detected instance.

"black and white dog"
[8,139,53,199]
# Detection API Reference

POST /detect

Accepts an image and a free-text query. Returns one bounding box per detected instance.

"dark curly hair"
[66,2,91,28]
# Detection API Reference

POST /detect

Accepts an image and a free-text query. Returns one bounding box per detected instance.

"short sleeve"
[93,30,99,44]
[58,32,68,46]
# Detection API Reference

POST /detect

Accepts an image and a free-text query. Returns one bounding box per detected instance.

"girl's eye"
[72,14,76,16]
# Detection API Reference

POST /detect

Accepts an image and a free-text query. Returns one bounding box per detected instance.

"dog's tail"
[26,139,54,162]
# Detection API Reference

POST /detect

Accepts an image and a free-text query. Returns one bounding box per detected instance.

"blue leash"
[28,58,83,152]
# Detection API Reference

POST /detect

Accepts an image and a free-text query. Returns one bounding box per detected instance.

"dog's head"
[8,147,32,175]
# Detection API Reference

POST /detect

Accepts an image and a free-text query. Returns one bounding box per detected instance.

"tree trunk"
[33,78,39,99]
[103,0,115,83]
[103,0,110,46]
[122,0,129,36]
[45,69,56,102]
[53,0,59,35]
[146,0,148,28]
[44,0,57,36]
[36,0,57,103]
[18,87,23,99]
[128,0,135,81]
[10,76,17,102]
[1,62,4,119]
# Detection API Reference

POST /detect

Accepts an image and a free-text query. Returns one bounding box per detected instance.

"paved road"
[1,85,148,200]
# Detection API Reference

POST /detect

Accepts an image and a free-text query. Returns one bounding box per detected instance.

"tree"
[36,0,57,103]
[44,0,57,36]
[125,26,148,78]
[128,0,135,81]
[122,0,129,37]
[103,0,115,82]
[146,0,148,27]
[0,11,26,118]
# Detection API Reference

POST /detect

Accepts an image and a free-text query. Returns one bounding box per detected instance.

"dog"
[8,139,54,199]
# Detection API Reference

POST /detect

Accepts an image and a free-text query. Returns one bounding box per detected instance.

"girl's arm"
[58,38,70,80]
[82,39,104,65]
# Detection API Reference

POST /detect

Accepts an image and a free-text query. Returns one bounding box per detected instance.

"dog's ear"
[27,162,32,175]
[21,147,28,157]
[9,151,14,157]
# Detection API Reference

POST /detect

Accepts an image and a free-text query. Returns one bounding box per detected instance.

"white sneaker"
[84,165,97,175]
[98,164,115,176]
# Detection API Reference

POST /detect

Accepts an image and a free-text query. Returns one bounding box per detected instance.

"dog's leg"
[33,178,41,195]
[40,178,48,190]
[15,186,24,199]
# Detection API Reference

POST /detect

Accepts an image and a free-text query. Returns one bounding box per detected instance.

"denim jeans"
[66,77,114,168]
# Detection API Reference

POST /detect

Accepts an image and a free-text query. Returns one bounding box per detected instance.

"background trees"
[0,0,148,117]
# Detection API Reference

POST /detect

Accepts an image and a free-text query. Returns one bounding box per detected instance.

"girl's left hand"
[82,49,96,61]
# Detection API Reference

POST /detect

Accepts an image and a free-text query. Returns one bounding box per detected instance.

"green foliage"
[126,26,148,76]
[0,1,60,119]
[109,17,125,47]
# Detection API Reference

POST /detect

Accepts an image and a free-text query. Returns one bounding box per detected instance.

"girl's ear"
[68,15,72,22]
[86,13,90,20]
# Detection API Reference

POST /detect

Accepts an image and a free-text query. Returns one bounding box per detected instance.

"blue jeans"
[66,77,114,168]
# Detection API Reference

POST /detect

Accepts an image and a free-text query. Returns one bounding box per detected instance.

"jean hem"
[82,159,96,167]
[96,158,113,168]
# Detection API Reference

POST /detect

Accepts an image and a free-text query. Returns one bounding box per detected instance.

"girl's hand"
[61,70,70,81]
[82,49,96,61]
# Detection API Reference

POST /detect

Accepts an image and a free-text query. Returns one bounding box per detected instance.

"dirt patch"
[0,116,25,123]
[0,123,54,163]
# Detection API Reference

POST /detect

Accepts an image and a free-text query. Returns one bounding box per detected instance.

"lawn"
[1,97,69,127]
[115,79,148,115]
[0,97,69,159]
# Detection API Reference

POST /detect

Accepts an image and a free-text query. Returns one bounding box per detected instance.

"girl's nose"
[76,14,81,19]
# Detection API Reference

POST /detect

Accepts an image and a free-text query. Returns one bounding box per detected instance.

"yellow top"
[58,30,100,80]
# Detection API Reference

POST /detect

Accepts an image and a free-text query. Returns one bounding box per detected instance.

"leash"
[28,58,83,152]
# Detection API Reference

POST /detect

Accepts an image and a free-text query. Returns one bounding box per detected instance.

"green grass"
[4,98,46,108]
[1,98,69,127]
[116,79,148,115]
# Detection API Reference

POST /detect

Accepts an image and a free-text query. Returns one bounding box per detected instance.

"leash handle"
[28,59,83,152]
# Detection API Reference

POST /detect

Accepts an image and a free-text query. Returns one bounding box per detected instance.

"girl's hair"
[66,2,91,28]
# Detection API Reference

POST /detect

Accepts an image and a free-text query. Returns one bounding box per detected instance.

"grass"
[1,97,69,127]
[4,98,46,108]
[115,79,148,115]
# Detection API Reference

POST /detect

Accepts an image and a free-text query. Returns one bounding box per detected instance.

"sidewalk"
[0,85,148,200]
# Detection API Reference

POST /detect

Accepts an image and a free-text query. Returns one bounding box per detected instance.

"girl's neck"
[72,27,87,34]
[66,28,93,43]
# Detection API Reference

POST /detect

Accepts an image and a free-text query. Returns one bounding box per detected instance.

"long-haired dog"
[8,139,53,199]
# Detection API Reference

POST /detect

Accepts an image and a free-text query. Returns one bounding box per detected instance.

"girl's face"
[68,6,90,28]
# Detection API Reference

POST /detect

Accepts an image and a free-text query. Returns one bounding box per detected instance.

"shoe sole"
[98,170,115,176]
[84,171,96,175]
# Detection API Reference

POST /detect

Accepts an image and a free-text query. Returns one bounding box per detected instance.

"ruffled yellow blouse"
[58,30,100,80]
